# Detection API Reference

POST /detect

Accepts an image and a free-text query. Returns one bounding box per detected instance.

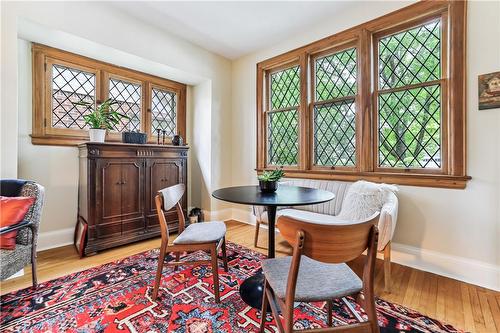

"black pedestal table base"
[239,271,266,309]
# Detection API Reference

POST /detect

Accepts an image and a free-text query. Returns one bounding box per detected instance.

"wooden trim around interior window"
[31,43,187,146]
[256,0,470,189]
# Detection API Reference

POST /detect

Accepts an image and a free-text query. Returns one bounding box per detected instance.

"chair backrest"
[277,212,379,263]
[280,178,351,216]
[159,184,185,211]
[155,184,186,244]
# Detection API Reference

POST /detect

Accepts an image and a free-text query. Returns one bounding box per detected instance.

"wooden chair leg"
[31,244,38,288]
[211,244,220,303]
[326,300,333,327]
[31,227,38,288]
[152,250,166,300]
[254,220,261,247]
[384,242,391,293]
[221,237,228,272]
[259,279,269,333]
[363,289,380,333]
[174,252,181,271]
[283,299,294,333]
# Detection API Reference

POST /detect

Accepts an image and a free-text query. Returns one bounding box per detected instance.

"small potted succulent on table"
[75,98,128,143]
[258,169,285,193]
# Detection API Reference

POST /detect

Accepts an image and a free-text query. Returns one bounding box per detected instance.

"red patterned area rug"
[1,242,463,333]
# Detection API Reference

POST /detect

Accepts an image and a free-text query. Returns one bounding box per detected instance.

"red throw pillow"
[0,196,35,250]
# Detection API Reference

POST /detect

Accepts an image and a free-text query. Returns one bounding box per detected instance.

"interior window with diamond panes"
[51,64,96,130]
[267,65,300,166]
[377,19,442,169]
[313,47,357,167]
[108,78,142,132]
[151,87,177,137]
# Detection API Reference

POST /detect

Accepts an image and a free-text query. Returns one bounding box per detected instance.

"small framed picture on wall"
[478,71,500,110]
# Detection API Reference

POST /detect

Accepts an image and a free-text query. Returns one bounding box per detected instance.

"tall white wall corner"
[391,242,500,292]
[37,227,74,252]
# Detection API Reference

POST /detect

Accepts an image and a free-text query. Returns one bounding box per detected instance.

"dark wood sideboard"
[78,143,188,256]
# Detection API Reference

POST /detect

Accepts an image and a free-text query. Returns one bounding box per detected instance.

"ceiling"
[107,1,357,59]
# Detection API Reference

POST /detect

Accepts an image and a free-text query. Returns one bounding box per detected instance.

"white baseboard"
[229,208,499,291]
[37,227,74,252]
[204,208,233,221]
[391,242,499,291]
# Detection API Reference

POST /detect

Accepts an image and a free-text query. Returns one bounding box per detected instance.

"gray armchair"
[0,180,45,287]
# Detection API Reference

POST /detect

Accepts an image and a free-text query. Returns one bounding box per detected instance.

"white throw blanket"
[337,181,398,222]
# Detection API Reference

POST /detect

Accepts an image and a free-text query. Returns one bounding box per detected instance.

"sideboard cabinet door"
[146,158,185,231]
[96,159,145,239]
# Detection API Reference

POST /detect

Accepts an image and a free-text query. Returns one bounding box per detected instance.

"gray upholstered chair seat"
[261,255,362,302]
[173,221,226,245]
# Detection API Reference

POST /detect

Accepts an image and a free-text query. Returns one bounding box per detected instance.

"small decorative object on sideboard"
[162,130,166,145]
[257,169,285,193]
[122,131,147,144]
[479,71,500,110]
[74,98,129,143]
[156,129,161,145]
[172,134,183,146]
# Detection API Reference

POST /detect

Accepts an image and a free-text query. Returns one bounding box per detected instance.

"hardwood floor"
[1,220,499,332]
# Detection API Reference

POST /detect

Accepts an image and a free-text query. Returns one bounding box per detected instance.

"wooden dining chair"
[152,184,228,303]
[259,212,380,333]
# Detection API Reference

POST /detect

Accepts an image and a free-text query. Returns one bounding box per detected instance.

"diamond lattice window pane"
[151,88,177,137]
[267,110,299,165]
[109,78,142,132]
[315,48,357,101]
[314,100,356,166]
[270,66,300,110]
[378,84,441,168]
[51,64,96,129]
[379,20,441,89]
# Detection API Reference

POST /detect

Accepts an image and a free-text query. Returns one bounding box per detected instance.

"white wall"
[1,1,232,248]
[230,1,500,290]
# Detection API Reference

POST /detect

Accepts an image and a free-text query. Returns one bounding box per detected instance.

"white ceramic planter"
[89,128,106,142]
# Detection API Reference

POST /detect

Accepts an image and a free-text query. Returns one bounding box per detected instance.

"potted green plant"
[74,98,128,142]
[257,169,285,193]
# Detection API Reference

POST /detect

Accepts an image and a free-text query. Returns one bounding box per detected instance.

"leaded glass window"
[267,65,300,166]
[377,19,442,169]
[313,47,357,167]
[51,64,96,130]
[151,88,177,137]
[109,78,142,132]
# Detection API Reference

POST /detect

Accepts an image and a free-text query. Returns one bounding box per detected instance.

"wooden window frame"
[265,60,302,170]
[256,0,469,189]
[32,43,186,146]
[310,41,360,172]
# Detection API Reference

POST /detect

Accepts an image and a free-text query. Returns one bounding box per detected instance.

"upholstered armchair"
[0,180,45,286]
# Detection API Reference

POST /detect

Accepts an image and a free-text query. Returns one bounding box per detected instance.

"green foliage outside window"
[266,20,442,169]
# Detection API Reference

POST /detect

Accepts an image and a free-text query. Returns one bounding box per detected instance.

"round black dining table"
[212,185,335,309]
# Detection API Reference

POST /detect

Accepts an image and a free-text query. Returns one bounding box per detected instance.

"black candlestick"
[162,130,166,145]
[156,129,161,145]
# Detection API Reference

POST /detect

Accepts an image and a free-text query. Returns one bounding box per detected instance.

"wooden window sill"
[256,168,471,189]
[30,135,125,147]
